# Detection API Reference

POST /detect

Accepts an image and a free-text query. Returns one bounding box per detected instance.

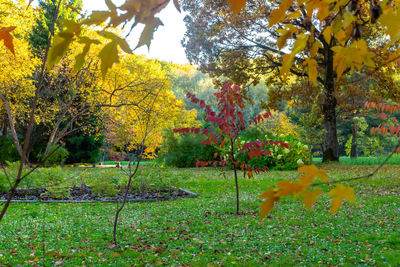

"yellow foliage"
[253,110,300,138]
[102,54,198,158]
[0,0,39,121]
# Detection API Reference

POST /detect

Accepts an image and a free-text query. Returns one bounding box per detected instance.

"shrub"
[238,134,311,170]
[160,131,217,168]
[0,135,18,163]
[66,135,103,163]
[40,145,69,166]
[0,172,10,193]
[82,170,118,196]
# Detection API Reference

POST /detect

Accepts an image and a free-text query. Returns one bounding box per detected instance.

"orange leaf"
[227,0,247,15]
[276,181,302,197]
[327,184,355,214]
[298,165,328,181]
[0,26,17,55]
[259,190,280,221]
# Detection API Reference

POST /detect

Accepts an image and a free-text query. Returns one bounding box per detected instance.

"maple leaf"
[173,0,181,12]
[259,190,280,221]
[227,0,247,15]
[301,189,323,210]
[136,17,164,49]
[0,26,17,55]
[298,165,328,181]
[83,11,111,25]
[47,20,82,69]
[327,184,355,214]
[276,181,302,197]
[99,42,119,77]
[74,37,101,73]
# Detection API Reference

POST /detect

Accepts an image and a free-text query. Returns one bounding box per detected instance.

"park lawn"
[0,164,399,265]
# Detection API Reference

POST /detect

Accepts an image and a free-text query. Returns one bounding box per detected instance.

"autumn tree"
[180,0,400,161]
[0,0,183,222]
[101,54,198,158]
[0,0,39,158]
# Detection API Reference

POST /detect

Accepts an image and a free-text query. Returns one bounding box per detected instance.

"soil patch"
[0,186,198,203]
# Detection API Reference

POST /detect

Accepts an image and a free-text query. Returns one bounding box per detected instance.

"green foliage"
[40,145,69,166]
[121,167,180,193]
[66,135,103,164]
[81,170,118,197]
[20,166,68,189]
[160,131,217,168]
[0,172,10,193]
[0,135,18,163]
[28,0,82,53]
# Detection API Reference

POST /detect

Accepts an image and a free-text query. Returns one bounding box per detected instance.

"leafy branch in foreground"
[260,101,400,221]
[259,165,355,221]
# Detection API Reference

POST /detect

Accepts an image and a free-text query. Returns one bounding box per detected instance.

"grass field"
[0,164,399,265]
[313,154,400,165]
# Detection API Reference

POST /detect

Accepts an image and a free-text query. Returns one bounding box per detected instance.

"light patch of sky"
[82,0,189,64]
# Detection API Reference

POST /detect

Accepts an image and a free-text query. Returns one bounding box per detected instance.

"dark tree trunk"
[322,46,339,162]
[350,120,357,158]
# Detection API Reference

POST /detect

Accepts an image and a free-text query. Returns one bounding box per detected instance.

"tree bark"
[350,120,357,158]
[322,46,339,162]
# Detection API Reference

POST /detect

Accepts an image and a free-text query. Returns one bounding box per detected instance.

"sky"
[82,0,189,64]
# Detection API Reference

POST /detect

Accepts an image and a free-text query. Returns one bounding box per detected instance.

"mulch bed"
[0,185,198,203]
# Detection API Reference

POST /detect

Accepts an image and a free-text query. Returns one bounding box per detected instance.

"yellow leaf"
[298,165,328,181]
[47,32,74,70]
[332,19,342,34]
[334,29,347,46]
[227,0,247,15]
[379,10,400,42]
[310,41,322,57]
[259,190,280,221]
[74,37,100,73]
[287,11,302,19]
[269,9,285,28]
[83,11,111,25]
[343,12,356,28]
[136,17,164,49]
[316,2,330,22]
[276,181,302,196]
[280,54,293,76]
[303,58,318,85]
[301,189,323,210]
[99,42,119,77]
[47,20,82,69]
[322,25,332,44]
[98,30,132,54]
[291,33,308,56]
[327,184,355,214]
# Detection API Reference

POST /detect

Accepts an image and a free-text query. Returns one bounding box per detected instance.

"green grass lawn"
[1,164,399,265]
[313,154,400,165]
[99,160,153,166]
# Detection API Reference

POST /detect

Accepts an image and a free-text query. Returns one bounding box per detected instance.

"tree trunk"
[322,47,339,162]
[350,120,357,158]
